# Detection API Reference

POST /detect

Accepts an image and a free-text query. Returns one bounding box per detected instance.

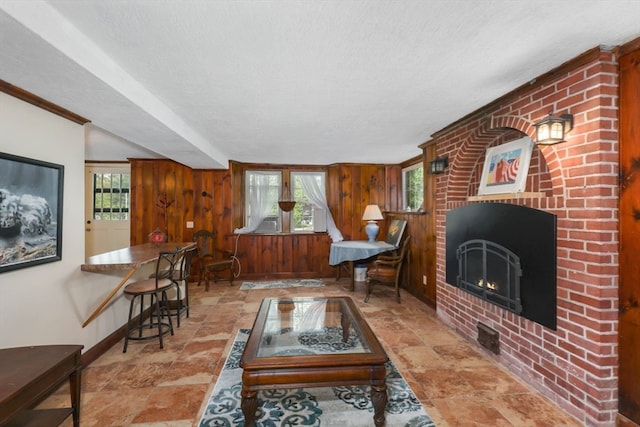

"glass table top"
[255,297,371,358]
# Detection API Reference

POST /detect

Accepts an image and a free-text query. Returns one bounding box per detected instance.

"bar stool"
[166,246,197,327]
[122,249,181,353]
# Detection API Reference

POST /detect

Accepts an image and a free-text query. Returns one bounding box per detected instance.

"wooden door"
[84,163,130,257]
[618,44,640,424]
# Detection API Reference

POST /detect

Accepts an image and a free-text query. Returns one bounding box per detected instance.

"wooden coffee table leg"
[340,312,351,342]
[371,383,387,427]
[241,389,258,427]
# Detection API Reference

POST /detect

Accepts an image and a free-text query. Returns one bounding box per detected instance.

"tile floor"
[47,278,582,426]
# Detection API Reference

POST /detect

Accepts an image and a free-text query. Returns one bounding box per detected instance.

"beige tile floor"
[47,278,582,426]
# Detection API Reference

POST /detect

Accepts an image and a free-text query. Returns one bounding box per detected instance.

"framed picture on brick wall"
[478,137,533,196]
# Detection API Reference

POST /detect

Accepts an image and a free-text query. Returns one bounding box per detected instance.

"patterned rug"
[239,278,325,290]
[198,329,435,426]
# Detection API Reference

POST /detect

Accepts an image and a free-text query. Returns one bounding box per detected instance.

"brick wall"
[432,47,619,426]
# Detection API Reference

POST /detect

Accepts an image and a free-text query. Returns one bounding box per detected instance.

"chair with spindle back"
[193,230,235,290]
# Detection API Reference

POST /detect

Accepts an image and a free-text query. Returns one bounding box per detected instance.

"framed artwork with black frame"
[385,219,407,247]
[478,136,534,196]
[0,152,64,273]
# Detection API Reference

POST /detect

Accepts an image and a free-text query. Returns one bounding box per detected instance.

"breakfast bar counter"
[81,242,195,327]
[81,242,194,272]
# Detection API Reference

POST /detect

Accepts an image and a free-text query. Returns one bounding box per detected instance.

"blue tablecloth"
[329,240,397,265]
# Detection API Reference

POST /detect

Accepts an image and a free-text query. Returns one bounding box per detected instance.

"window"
[291,172,326,232]
[93,172,130,220]
[240,169,327,234]
[233,162,342,240]
[244,171,281,233]
[402,163,423,211]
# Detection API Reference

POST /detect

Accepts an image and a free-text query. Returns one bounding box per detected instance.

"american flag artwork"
[478,137,533,197]
[486,148,522,186]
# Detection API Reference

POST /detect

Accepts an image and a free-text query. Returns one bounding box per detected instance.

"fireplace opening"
[457,239,522,314]
[446,203,557,330]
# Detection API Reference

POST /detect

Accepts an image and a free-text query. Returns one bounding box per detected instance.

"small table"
[0,345,83,426]
[240,297,389,427]
[329,240,397,290]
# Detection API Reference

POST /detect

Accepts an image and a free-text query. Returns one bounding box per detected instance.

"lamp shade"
[362,204,383,221]
[362,204,383,242]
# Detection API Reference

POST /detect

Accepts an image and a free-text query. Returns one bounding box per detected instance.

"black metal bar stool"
[122,249,181,353]
[166,246,197,326]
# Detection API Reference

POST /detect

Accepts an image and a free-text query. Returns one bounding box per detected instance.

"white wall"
[0,92,138,352]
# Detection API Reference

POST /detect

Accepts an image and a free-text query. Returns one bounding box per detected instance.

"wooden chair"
[193,230,235,290]
[122,249,181,352]
[364,236,411,303]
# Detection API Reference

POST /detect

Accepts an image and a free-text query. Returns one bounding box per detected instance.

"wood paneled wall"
[130,159,231,245]
[129,157,437,306]
[327,163,388,240]
[618,41,640,424]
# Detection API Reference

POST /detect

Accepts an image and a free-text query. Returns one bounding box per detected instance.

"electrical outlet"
[186,221,194,229]
[423,275,427,285]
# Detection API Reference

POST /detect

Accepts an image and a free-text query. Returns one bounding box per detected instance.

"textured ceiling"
[1,1,639,169]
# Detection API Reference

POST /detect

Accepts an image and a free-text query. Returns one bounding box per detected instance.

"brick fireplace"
[430,47,619,426]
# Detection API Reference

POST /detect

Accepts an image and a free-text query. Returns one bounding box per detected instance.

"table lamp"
[362,204,384,242]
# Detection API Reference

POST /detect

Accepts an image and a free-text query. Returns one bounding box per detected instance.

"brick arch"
[445,115,564,205]
[491,115,567,197]
[533,144,566,197]
[490,115,534,135]
[492,115,566,196]
[444,117,499,204]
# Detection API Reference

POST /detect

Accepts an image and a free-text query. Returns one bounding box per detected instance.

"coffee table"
[239,296,389,426]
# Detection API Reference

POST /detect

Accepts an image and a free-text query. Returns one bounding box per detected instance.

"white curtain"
[234,172,279,234]
[298,174,343,242]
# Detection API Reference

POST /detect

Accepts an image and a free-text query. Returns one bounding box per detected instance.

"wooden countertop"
[81,242,196,272]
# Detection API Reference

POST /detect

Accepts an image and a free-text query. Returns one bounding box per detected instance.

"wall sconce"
[362,204,384,242]
[535,113,573,145]
[429,156,448,174]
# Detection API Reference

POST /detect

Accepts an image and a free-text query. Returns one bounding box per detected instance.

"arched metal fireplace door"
[457,239,523,314]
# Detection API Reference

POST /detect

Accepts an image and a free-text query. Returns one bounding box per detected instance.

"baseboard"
[617,413,640,427]
[79,307,152,367]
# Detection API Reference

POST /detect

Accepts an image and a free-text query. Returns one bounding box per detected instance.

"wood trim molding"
[429,46,603,139]
[616,36,640,58]
[0,79,90,125]
[467,192,545,202]
[400,154,423,168]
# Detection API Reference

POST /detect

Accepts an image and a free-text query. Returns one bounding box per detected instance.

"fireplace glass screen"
[457,239,522,314]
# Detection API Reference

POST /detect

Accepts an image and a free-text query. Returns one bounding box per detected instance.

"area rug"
[198,329,435,426]
[239,278,325,290]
